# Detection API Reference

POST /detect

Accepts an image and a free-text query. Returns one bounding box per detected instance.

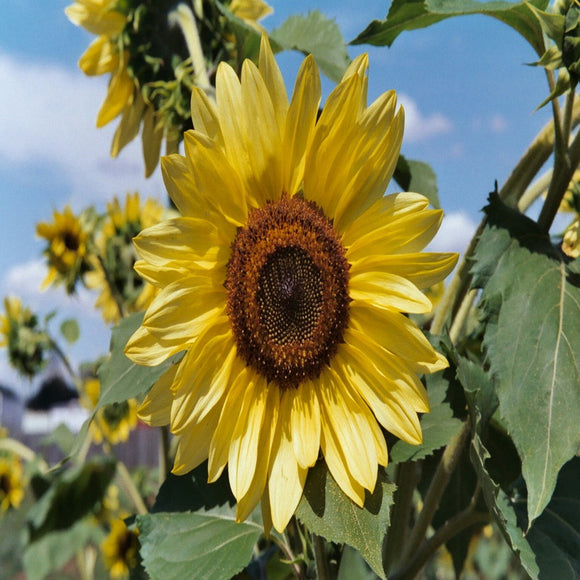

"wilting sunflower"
[85,193,165,325]
[36,206,92,293]
[81,377,138,445]
[0,455,25,513]
[126,36,458,532]
[101,517,140,578]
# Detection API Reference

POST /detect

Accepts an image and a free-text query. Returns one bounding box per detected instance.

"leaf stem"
[400,419,471,565]
[116,460,148,515]
[169,3,211,90]
[383,461,420,575]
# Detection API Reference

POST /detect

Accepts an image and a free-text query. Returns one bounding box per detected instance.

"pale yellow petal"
[350,271,432,314]
[230,0,273,21]
[137,364,177,426]
[142,105,164,177]
[290,380,321,468]
[96,65,134,127]
[269,391,307,532]
[111,90,145,157]
[125,324,184,366]
[350,252,458,290]
[161,154,203,217]
[190,86,223,144]
[79,35,118,76]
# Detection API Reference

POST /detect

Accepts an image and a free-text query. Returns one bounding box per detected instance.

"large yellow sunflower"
[126,36,458,533]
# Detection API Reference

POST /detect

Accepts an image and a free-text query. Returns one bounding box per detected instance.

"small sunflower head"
[101,517,140,578]
[0,454,25,513]
[36,206,95,294]
[85,193,164,324]
[562,217,580,257]
[0,297,51,378]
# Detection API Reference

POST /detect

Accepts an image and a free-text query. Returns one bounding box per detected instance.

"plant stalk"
[116,460,148,515]
[312,533,331,580]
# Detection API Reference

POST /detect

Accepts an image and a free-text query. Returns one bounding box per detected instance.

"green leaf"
[270,11,351,83]
[390,365,463,463]
[337,545,380,580]
[296,462,395,579]
[515,457,580,578]
[23,519,105,580]
[41,423,77,456]
[393,156,440,208]
[97,312,181,409]
[26,456,116,542]
[471,194,580,528]
[152,461,235,514]
[59,318,79,344]
[351,0,549,57]
[137,511,263,580]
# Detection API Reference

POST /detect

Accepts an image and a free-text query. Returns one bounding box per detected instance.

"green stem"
[169,3,211,90]
[390,507,490,580]
[400,419,471,564]
[158,424,171,484]
[383,461,421,575]
[116,460,148,515]
[312,533,331,580]
[517,169,552,213]
[49,337,77,381]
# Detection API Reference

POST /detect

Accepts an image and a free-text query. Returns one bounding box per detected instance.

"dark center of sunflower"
[63,231,80,252]
[226,195,350,390]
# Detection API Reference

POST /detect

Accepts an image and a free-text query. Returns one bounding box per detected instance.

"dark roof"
[26,376,78,411]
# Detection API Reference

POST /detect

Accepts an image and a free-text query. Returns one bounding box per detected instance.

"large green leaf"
[270,11,350,83]
[137,511,262,580]
[351,0,549,57]
[471,194,580,528]
[23,519,105,580]
[97,312,181,409]
[296,462,395,579]
[25,456,116,542]
[389,364,462,463]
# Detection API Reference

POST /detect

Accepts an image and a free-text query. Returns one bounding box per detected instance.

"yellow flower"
[36,206,91,293]
[230,0,273,26]
[101,517,140,578]
[562,216,580,257]
[126,37,458,533]
[0,297,50,378]
[0,455,25,513]
[81,377,138,446]
[85,193,165,325]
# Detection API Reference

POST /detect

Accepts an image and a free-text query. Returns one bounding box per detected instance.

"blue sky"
[0,0,555,394]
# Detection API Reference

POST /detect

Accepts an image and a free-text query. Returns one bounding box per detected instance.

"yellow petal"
[190,87,223,145]
[111,90,145,157]
[96,65,134,127]
[142,105,164,177]
[137,364,177,426]
[290,380,321,468]
[125,324,183,366]
[79,35,118,76]
[350,271,432,314]
[161,154,203,217]
[269,391,307,532]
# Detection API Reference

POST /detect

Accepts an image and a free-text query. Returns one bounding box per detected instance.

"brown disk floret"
[225,195,350,389]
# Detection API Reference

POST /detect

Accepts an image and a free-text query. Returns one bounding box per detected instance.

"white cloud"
[490,113,508,133]
[399,94,453,143]
[428,211,478,255]
[0,51,165,207]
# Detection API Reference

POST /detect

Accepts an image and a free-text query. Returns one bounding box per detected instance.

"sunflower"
[67,0,272,176]
[101,517,140,578]
[0,297,50,378]
[36,205,93,293]
[0,455,25,513]
[126,36,458,533]
[81,377,139,445]
[85,193,165,325]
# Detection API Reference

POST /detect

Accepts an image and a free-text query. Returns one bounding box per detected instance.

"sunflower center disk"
[226,196,350,389]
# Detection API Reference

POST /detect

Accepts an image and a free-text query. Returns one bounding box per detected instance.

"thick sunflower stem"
[169,4,211,90]
[383,461,421,575]
[399,419,471,566]
[312,533,331,580]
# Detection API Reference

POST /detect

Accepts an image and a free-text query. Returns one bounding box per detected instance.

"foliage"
[2,1,580,579]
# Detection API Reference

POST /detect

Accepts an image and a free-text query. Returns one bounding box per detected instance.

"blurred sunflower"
[67,0,272,176]
[0,297,50,378]
[101,517,140,578]
[85,193,165,325]
[81,377,138,446]
[126,36,458,532]
[36,206,93,293]
[0,455,25,513]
